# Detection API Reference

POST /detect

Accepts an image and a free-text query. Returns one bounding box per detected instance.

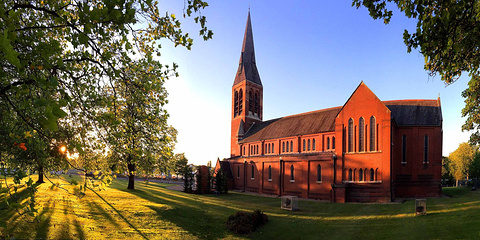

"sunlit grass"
[2,175,480,239]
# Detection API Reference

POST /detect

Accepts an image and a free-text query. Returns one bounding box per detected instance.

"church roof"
[239,99,441,143]
[239,107,341,143]
[233,11,262,87]
[384,99,442,126]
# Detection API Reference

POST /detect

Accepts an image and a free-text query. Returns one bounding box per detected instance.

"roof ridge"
[383,99,437,103]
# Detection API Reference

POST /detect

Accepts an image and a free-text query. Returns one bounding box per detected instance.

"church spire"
[233,10,262,87]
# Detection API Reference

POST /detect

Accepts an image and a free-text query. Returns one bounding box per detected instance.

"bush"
[226,209,268,234]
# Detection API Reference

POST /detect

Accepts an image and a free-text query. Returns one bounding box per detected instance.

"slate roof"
[233,11,262,87]
[239,107,341,143]
[239,100,441,144]
[384,99,442,126]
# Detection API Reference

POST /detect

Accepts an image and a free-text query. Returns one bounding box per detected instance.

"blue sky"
[158,1,470,166]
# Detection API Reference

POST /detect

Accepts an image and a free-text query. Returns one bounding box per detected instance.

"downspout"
[390,120,394,202]
[279,157,283,196]
[244,159,247,192]
[332,153,337,202]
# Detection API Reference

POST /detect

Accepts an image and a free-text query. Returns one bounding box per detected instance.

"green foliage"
[226,209,268,235]
[442,156,454,186]
[468,152,480,180]
[448,142,479,184]
[352,0,480,144]
[182,165,194,193]
[1,0,212,212]
[214,168,228,194]
[170,153,188,176]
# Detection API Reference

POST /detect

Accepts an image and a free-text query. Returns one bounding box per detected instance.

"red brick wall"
[335,83,392,202]
[392,125,442,198]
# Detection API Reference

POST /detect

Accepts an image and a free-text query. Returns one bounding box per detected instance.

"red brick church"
[215,12,442,202]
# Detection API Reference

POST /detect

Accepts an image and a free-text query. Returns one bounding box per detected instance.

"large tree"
[105,59,177,190]
[449,142,478,186]
[352,0,480,144]
[0,0,212,209]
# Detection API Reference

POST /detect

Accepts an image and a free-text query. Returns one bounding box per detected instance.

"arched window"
[348,169,353,181]
[272,143,274,153]
[402,134,407,163]
[348,118,354,152]
[317,164,322,182]
[365,168,368,181]
[332,137,335,149]
[303,139,306,151]
[254,93,258,114]
[282,141,285,153]
[286,141,289,152]
[249,91,253,112]
[359,117,365,152]
[424,135,429,163]
[234,91,239,117]
[327,137,330,149]
[268,165,272,180]
[237,166,240,178]
[256,145,259,154]
[370,116,376,151]
[312,139,316,151]
[359,169,363,181]
[290,140,293,152]
[290,165,295,181]
[238,89,243,114]
[308,139,311,151]
[370,168,374,181]
[251,165,255,179]
[268,143,271,154]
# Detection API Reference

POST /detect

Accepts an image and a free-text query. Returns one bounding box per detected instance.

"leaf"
[0,29,21,68]
[52,104,67,118]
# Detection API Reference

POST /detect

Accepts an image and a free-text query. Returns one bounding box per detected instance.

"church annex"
[216,12,443,203]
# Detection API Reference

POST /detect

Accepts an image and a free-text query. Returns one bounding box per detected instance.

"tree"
[352,0,480,144]
[449,142,478,186]
[469,152,480,187]
[104,59,178,190]
[170,153,188,177]
[442,156,454,186]
[0,0,212,209]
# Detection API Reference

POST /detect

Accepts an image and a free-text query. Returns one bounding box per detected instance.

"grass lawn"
[2,175,480,239]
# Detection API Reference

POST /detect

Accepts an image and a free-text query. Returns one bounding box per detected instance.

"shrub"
[226,209,268,234]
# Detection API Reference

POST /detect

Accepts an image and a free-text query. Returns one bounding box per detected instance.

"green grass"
[2,175,480,239]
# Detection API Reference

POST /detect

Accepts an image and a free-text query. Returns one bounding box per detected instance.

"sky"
[157,1,471,166]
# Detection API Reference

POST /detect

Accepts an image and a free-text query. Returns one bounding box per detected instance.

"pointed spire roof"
[233,10,262,87]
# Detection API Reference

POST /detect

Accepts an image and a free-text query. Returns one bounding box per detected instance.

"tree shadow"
[117,186,229,240]
[73,219,86,240]
[88,188,149,240]
[86,199,121,228]
[34,200,53,239]
[0,183,41,222]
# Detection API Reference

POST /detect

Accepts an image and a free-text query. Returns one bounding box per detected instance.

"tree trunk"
[127,162,135,190]
[456,179,459,187]
[37,165,44,184]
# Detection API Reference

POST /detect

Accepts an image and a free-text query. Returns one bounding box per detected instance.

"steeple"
[233,10,262,87]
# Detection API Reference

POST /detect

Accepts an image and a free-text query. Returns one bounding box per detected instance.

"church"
[215,12,443,202]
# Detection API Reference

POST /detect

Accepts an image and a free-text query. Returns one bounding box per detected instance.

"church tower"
[231,11,263,157]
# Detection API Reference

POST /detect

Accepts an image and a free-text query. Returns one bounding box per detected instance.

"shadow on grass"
[117,186,230,240]
[0,183,41,222]
[86,199,121,228]
[88,188,149,240]
[34,200,53,239]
